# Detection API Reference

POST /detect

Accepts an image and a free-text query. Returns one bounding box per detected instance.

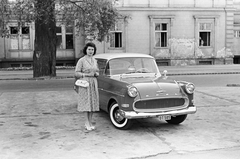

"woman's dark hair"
[83,42,97,55]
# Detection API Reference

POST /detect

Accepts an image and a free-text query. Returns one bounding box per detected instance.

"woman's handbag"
[75,79,89,88]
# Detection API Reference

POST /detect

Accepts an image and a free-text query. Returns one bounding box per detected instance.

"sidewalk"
[0,64,240,80]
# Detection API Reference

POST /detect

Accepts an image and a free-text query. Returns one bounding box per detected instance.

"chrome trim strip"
[133,96,189,113]
[98,88,125,97]
[121,106,197,119]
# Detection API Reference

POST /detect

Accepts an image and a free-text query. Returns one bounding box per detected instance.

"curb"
[0,76,75,80]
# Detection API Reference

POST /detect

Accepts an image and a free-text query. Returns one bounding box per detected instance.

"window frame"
[56,24,74,50]
[8,24,31,51]
[109,19,124,49]
[198,22,213,47]
[148,15,174,52]
[193,15,218,49]
[154,22,169,48]
[65,25,74,49]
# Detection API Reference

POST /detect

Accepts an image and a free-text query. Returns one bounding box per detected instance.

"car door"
[96,59,110,111]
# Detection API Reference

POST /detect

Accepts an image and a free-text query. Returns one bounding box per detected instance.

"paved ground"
[0,64,240,159]
[1,87,240,159]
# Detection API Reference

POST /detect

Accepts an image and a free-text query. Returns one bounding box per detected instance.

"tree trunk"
[33,0,56,77]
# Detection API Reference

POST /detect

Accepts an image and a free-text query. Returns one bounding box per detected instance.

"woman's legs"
[89,112,95,129]
[84,112,92,130]
[84,111,95,130]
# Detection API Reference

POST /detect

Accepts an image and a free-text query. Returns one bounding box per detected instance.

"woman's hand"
[88,72,95,77]
[85,71,99,77]
[94,72,99,77]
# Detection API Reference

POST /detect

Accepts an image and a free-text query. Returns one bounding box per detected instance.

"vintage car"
[94,53,196,130]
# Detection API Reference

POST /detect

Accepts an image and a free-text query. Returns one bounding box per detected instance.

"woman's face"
[86,46,95,56]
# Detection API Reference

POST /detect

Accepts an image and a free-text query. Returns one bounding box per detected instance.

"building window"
[56,25,74,50]
[234,30,240,38]
[56,26,63,49]
[66,26,73,49]
[110,21,123,48]
[155,23,168,47]
[199,23,211,46]
[9,26,30,50]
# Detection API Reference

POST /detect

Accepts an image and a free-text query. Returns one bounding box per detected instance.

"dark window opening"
[156,59,170,66]
[161,32,167,47]
[22,63,32,67]
[199,32,211,46]
[66,34,73,49]
[162,24,167,31]
[56,63,64,66]
[115,32,122,48]
[10,27,18,34]
[110,32,122,48]
[11,64,20,67]
[22,27,29,34]
[56,26,61,33]
[199,60,212,65]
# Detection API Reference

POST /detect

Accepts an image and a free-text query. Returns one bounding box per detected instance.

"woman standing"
[75,42,99,131]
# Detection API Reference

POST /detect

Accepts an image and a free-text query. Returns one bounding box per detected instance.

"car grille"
[134,98,186,111]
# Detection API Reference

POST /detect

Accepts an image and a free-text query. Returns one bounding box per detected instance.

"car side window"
[96,59,108,75]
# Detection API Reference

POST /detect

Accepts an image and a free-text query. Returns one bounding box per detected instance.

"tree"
[33,0,57,77]
[0,0,11,37]
[0,0,120,77]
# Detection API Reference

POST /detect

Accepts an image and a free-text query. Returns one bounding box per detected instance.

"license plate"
[158,115,171,120]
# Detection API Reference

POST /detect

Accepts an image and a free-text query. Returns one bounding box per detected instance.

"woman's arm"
[75,59,85,79]
[75,57,98,78]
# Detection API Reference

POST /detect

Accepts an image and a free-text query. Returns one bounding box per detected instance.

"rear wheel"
[109,102,133,130]
[166,115,187,124]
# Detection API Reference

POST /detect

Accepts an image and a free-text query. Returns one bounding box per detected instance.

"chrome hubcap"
[114,109,124,123]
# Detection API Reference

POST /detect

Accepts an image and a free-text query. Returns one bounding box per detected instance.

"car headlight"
[185,83,195,94]
[127,86,138,97]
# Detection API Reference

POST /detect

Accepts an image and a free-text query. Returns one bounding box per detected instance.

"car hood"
[122,77,184,99]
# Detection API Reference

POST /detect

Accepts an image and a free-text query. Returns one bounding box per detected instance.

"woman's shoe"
[84,124,92,131]
[90,125,96,130]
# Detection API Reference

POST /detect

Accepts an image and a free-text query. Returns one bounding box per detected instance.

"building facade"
[0,0,239,68]
[233,0,240,63]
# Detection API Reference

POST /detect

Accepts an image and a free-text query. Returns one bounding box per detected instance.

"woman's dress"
[75,56,99,112]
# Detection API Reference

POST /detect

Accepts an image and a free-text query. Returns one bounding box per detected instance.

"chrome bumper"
[120,106,197,119]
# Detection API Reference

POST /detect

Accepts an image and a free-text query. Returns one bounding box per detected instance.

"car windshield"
[106,57,159,76]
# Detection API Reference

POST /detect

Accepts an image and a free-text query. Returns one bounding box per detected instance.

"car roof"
[94,53,154,60]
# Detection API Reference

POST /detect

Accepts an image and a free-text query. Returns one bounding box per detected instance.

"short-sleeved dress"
[75,56,99,112]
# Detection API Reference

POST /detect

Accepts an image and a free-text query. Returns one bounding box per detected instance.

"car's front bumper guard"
[120,106,197,119]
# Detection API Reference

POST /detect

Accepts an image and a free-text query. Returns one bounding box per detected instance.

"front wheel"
[109,102,133,130]
[166,115,187,124]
